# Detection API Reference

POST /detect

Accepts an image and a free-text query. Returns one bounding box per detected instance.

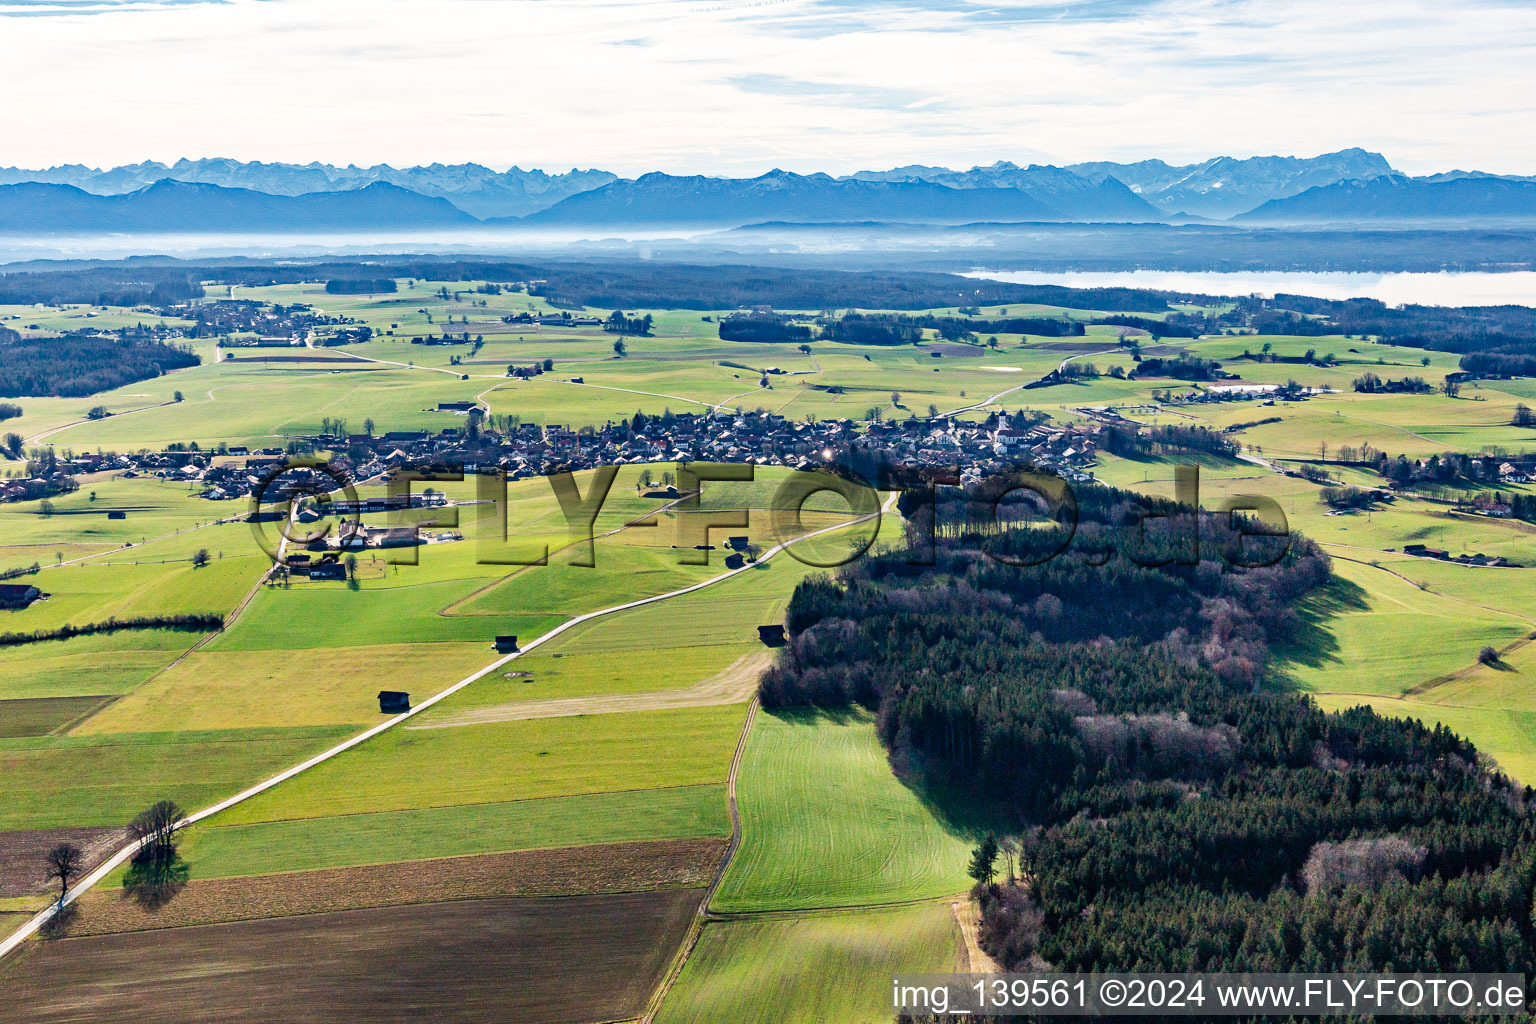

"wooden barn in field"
[378,691,410,714]
[495,635,519,653]
[757,624,785,646]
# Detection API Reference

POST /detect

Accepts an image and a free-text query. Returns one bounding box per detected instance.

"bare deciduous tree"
[129,800,185,866]
[45,843,84,904]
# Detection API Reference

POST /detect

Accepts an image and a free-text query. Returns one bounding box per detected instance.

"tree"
[45,843,84,904]
[1514,404,1536,428]
[173,391,184,403]
[129,800,184,866]
[3,433,21,459]
[542,358,554,371]
[613,339,627,358]
[1422,356,1432,366]
[345,553,358,580]
[87,405,109,420]
[363,417,375,436]
[968,835,1000,886]
[928,403,939,419]
[890,391,902,407]
[191,548,210,568]
[1443,380,1462,398]
[1479,645,1501,666]
[38,499,55,517]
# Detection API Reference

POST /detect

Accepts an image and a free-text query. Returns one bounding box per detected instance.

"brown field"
[0,695,111,738]
[67,836,724,936]
[0,826,126,898]
[1,888,703,1024]
[410,651,770,730]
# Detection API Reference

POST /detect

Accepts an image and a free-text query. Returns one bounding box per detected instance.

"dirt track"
[407,650,772,730]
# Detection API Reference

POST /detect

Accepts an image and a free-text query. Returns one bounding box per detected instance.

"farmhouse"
[0,584,42,609]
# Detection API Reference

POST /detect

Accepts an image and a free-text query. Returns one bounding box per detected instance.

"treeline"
[722,312,1088,346]
[718,316,813,343]
[324,278,397,294]
[0,267,203,307]
[1092,314,1200,338]
[0,258,1175,314]
[603,312,654,336]
[1352,372,1431,393]
[1129,355,1222,380]
[763,482,1536,979]
[0,614,224,649]
[1103,423,1238,458]
[0,333,199,398]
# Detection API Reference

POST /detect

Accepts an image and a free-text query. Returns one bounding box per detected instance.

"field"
[656,902,963,1024]
[712,708,977,913]
[12,274,1536,1018]
[0,890,703,1024]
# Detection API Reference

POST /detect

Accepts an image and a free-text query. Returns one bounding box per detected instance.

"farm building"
[758,624,785,646]
[0,584,43,609]
[106,510,126,520]
[725,552,746,570]
[378,691,410,713]
[495,635,519,653]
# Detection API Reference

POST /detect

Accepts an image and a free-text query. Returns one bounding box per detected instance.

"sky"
[4,0,1536,176]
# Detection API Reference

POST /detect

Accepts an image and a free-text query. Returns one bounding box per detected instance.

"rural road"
[0,492,893,963]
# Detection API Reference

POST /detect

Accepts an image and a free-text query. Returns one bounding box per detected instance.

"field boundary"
[639,696,759,1024]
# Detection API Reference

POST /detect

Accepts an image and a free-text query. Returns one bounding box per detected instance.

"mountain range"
[3,151,1536,235]
[1066,148,1398,219]
[0,160,616,219]
[0,180,476,233]
[1236,174,1536,223]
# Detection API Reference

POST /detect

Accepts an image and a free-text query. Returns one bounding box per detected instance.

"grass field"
[214,704,748,825]
[1272,558,1528,698]
[656,902,963,1024]
[0,726,351,831]
[712,708,977,913]
[180,784,728,879]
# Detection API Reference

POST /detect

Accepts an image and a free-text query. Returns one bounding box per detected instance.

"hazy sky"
[5,0,1536,176]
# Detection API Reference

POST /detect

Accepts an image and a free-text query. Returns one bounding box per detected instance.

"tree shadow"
[761,705,998,839]
[121,853,190,911]
[38,901,79,939]
[1264,575,1367,688]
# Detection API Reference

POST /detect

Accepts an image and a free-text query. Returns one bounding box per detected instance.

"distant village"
[3,409,1108,514]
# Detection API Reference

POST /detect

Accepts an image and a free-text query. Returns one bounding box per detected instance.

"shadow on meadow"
[1263,573,1367,689]
[762,705,994,841]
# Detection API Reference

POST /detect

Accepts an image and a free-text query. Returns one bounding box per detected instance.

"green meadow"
[657,902,963,1024]
[712,709,977,913]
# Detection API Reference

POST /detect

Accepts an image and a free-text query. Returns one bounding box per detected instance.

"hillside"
[1235,174,1536,223]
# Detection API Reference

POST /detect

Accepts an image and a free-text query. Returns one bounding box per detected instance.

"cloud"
[0,0,226,15]
[0,0,1533,175]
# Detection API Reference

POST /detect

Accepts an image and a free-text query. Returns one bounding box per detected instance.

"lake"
[965,269,1536,307]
